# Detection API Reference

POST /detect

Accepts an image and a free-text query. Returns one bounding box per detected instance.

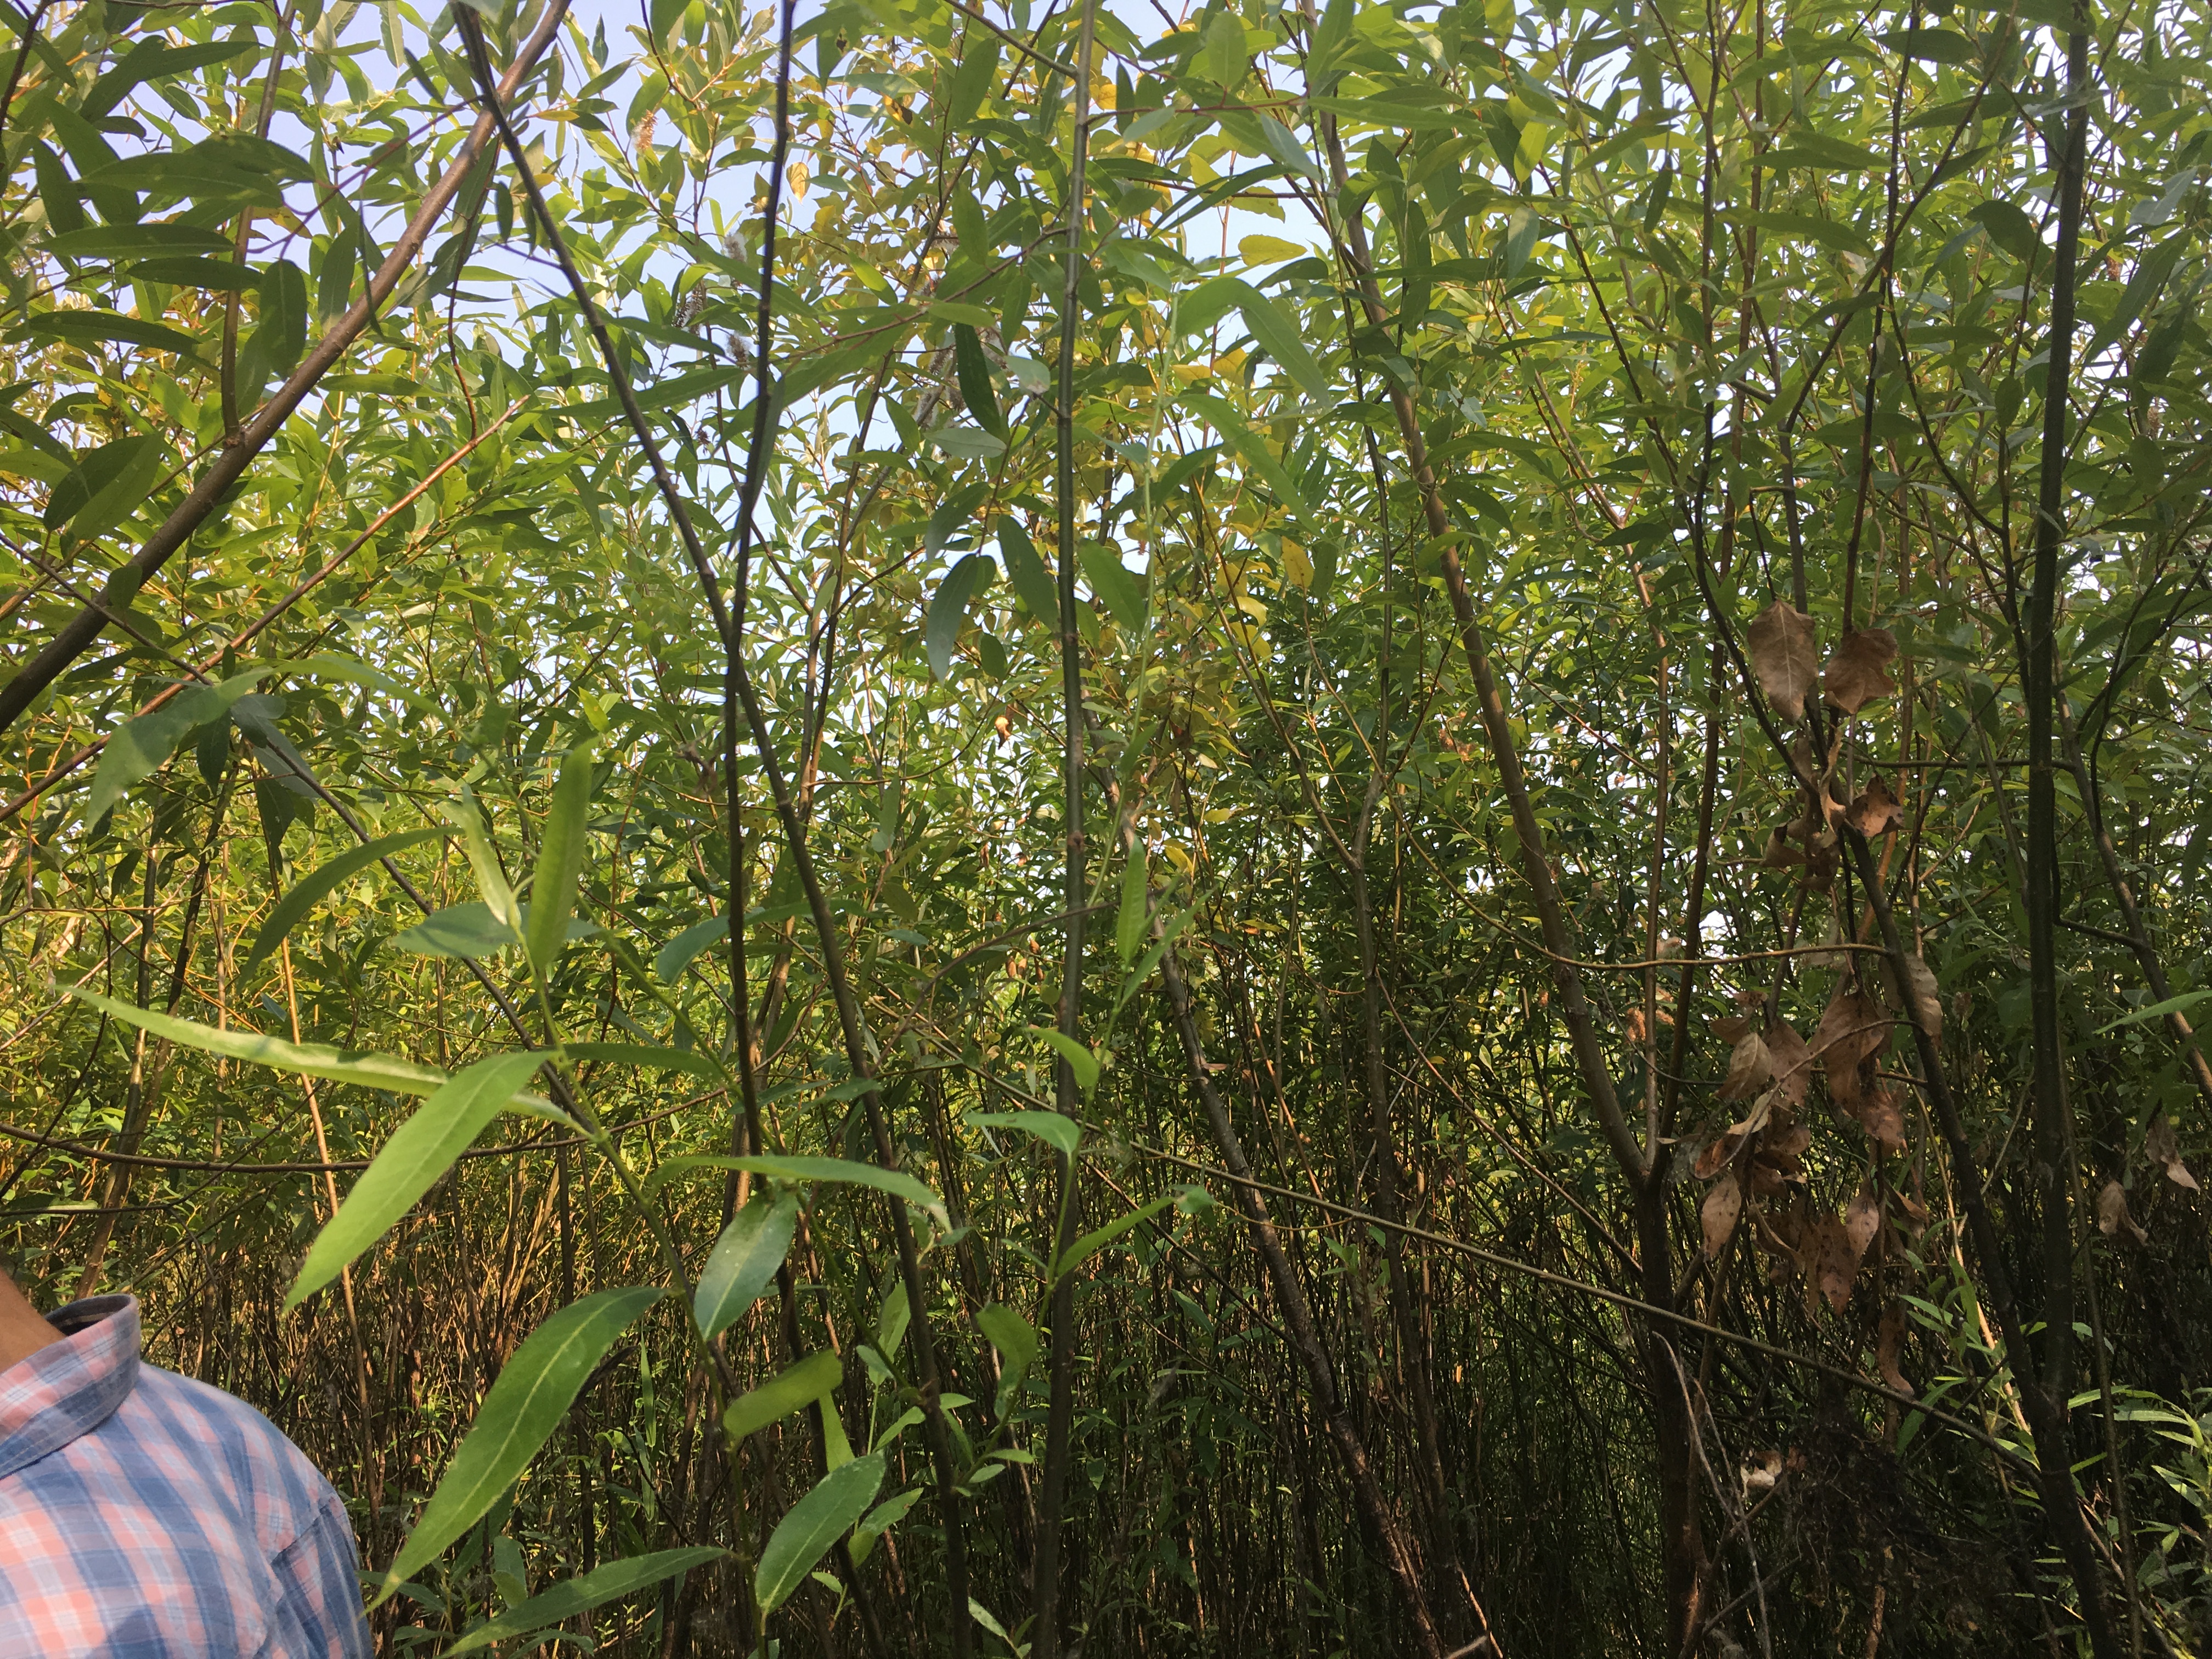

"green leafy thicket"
[3,0,2211,1653]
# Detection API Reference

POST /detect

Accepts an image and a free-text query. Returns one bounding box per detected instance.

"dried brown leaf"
[1804,839,1839,894]
[1712,1015,1754,1045]
[1757,1124,1813,1170]
[1877,1304,1915,1397]
[1723,1090,1776,1142]
[1762,826,1806,869]
[1702,1172,1744,1258]
[1822,628,1899,715]
[1859,1086,1907,1157]
[1845,1179,1882,1261]
[1814,986,1892,1104]
[1877,953,1944,1036]
[1718,1031,1774,1102]
[1803,1185,1882,1314]
[2098,1180,2149,1246]
[1802,1216,1859,1313]
[1694,1131,1741,1182]
[1765,1022,1814,1108]
[2146,1114,2200,1192]
[1741,1449,1783,1494]
[1747,602,1819,721]
[1844,775,1904,838]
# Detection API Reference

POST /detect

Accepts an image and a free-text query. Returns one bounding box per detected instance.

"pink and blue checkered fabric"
[0,1294,372,1657]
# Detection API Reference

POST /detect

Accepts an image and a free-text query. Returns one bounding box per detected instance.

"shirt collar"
[0,1294,140,1481]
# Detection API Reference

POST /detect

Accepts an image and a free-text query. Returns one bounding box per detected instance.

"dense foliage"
[2,0,2210,1652]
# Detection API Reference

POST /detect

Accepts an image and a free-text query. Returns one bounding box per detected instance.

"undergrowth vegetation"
[2,0,2210,1651]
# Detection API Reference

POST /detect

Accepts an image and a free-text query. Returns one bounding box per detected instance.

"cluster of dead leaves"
[1695,968,1942,1317]
[1759,764,1909,896]
[1745,602,1899,723]
[2096,1114,2201,1248]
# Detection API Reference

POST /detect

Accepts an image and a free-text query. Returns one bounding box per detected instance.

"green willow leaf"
[16,311,201,357]
[241,826,444,981]
[391,901,518,959]
[379,1285,666,1599]
[1054,1193,1176,1281]
[1115,843,1149,963]
[975,1302,1038,1376]
[290,653,447,719]
[943,29,1001,133]
[288,1049,550,1308]
[2096,989,2212,1034]
[527,741,597,975]
[444,1549,727,1656]
[1034,1028,1099,1092]
[1078,543,1146,631]
[755,1453,885,1615]
[952,322,1003,436]
[654,913,729,981]
[83,670,269,825]
[445,790,521,933]
[47,432,172,541]
[927,553,994,681]
[723,1348,843,1442]
[997,515,1060,626]
[565,1041,724,1082]
[68,988,449,1095]
[694,1190,800,1341]
[968,1109,1081,1160]
[730,1155,949,1229]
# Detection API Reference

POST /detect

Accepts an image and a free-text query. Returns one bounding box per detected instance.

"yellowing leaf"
[1746,602,1818,721]
[1239,234,1306,266]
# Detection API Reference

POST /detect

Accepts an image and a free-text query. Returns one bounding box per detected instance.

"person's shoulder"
[123,1365,345,1545]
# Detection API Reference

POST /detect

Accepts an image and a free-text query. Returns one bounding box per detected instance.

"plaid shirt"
[0,1294,372,1658]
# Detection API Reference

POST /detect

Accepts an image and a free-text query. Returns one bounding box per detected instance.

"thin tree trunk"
[1035,3,1099,1649]
[2016,14,2123,1656]
[1159,944,1471,1659]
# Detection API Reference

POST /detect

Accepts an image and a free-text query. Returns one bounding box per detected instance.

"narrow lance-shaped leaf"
[444,789,521,933]
[724,1348,843,1442]
[70,988,449,1096]
[84,669,270,825]
[1035,1027,1099,1092]
[1054,1193,1175,1280]
[654,913,729,981]
[527,741,597,976]
[240,826,445,981]
[927,553,994,682]
[756,1453,885,1615]
[693,1190,799,1342]
[379,1286,666,1599]
[998,515,1060,626]
[942,29,1001,134]
[732,1154,948,1229]
[1116,842,1149,963]
[969,1110,1081,1160]
[444,1549,729,1657]
[288,1050,551,1309]
[952,322,1003,437]
[563,1041,725,1082]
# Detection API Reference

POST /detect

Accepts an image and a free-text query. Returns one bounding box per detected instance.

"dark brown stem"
[1034,1,1098,1652]
[1845,827,2120,1658]
[730,653,969,1659]
[2024,10,2091,1438]
[1156,944,1453,1659]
